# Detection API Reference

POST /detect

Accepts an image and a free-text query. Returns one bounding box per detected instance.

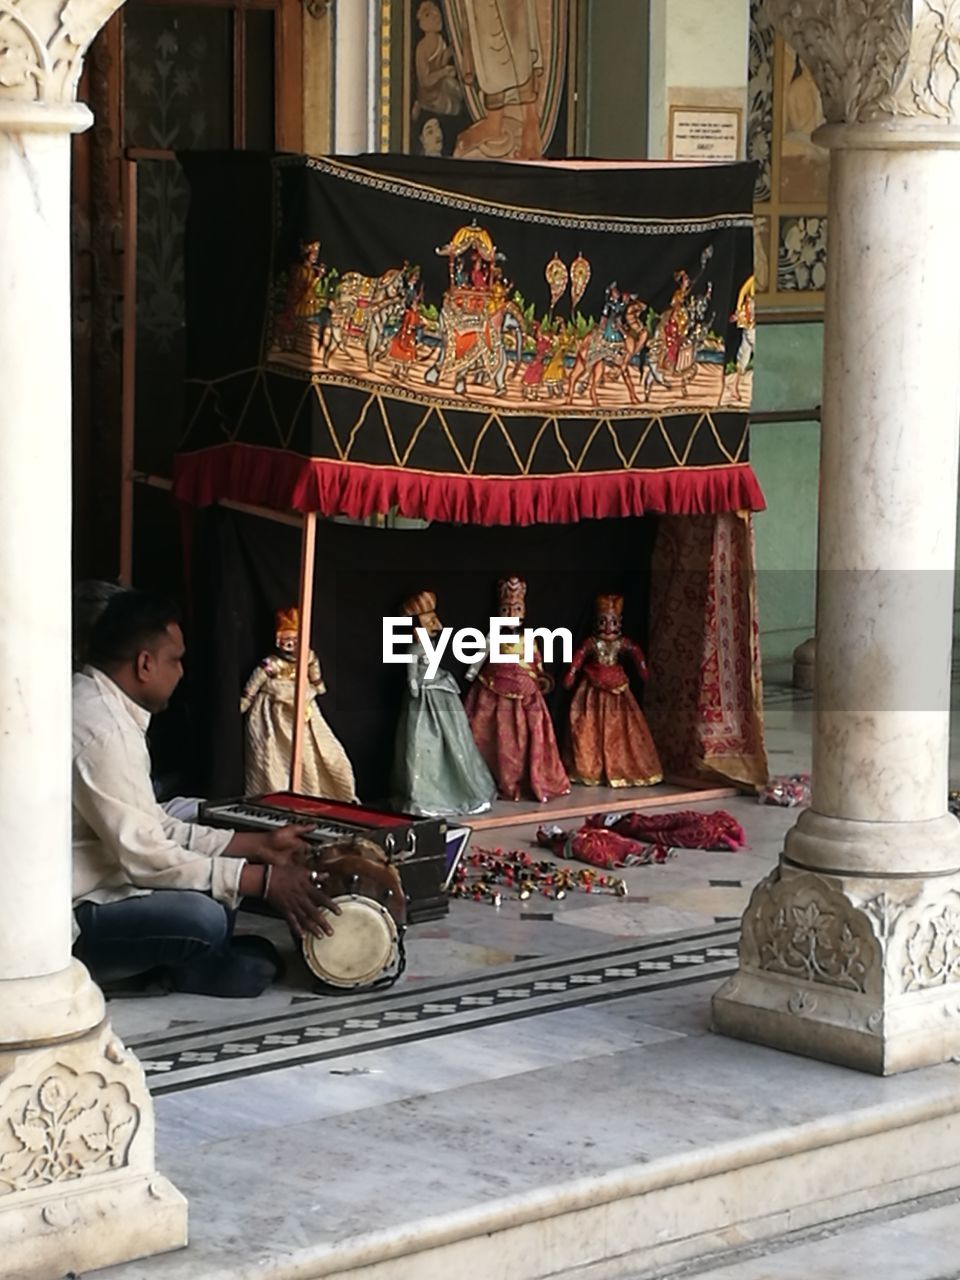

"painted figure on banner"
[727,275,755,404]
[563,595,662,788]
[425,222,518,396]
[388,270,424,378]
[443,0,569,160]
[320,262,419,372]
[642,247,717,400]
[565,283,647,407]
[464,576,570,803]
[241,607,357,801]
[390,591,497,817]
[277,240,329,354]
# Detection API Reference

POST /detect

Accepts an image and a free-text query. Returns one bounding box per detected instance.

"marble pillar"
[333,0,375,153]
[714,0,960,1075]
[0,5,186,1277]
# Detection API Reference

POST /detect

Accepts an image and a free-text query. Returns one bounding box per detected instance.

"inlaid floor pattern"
[130,923,740,1094]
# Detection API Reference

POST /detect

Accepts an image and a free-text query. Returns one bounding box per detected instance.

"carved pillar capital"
[0,0,125,118]
[766,0,960,136]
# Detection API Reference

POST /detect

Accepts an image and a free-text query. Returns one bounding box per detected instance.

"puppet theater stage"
[170,152,768,807]
[97,156,960,1280]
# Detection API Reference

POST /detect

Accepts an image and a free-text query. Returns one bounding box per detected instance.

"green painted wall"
[584,0,650,157]
[750,322,823,673]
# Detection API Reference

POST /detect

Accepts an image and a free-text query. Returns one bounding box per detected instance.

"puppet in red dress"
[562,594,662,787]
[463,576,570,803]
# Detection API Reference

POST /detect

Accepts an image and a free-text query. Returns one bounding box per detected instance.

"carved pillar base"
[713,860,960,1075]
[0,1020,187,1280]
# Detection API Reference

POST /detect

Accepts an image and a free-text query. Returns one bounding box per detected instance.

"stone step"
[593,1189,960,1280]
[94,1063,960,1280]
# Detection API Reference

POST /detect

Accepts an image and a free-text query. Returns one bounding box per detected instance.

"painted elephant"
[424,288,509,396]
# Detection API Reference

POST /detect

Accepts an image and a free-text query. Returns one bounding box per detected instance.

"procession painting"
[266,222,755,415]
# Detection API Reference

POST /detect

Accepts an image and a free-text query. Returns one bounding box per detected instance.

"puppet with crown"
[390,590,497,817]
[464,575,570,803]
[240,606,357,800]
[562,593,662,788]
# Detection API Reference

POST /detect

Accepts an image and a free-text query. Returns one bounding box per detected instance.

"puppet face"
[418,609,443,636]
[276,630,298,657]
[596,610,621,639]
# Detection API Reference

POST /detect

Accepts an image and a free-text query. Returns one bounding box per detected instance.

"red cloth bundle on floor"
[585,809,746,852]
[536,824,669,869]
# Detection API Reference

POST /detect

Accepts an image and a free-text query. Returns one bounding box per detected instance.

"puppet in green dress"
[391,590,496,817]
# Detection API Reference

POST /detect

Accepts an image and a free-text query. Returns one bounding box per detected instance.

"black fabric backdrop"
[175,153,758,504]
[186,508,658,802]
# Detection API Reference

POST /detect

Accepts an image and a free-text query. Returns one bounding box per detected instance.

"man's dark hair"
[87,590,181,672]
[73,580,125,670]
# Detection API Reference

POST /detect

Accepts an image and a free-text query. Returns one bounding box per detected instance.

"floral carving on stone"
[0,0,127,104]
[765,0,960,125]
[740,869,881,994]
[0,1063,139,1194]
[898,893,960,991]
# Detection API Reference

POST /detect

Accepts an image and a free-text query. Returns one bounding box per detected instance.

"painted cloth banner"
[173,153,762,524]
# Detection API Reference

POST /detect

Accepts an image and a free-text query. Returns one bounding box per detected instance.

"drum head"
[302,895,400,989]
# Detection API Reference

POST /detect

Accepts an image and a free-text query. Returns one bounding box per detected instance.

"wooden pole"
[119,158,138,586]
[289,511,318,792]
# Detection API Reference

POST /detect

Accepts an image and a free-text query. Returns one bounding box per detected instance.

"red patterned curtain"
[646,512,768,790]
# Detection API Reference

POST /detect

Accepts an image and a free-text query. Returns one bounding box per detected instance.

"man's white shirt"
[72,667,243,916]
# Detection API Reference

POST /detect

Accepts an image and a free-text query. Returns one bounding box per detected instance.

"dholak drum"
[302,841,407,990]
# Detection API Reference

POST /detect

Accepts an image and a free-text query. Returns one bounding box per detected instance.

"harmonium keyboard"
[199,792,452,923]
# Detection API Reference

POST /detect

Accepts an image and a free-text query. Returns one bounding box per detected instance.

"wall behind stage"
[750,320,822,674]
[188,509,658,802]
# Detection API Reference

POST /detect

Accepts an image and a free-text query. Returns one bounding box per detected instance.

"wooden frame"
[290,512,318,791]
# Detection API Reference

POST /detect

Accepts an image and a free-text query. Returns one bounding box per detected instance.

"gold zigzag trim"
[190,375,749,480]
[314,382,345,460]
[182,440,753,482]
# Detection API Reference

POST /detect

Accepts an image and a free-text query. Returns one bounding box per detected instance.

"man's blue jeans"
[73,891,267,998]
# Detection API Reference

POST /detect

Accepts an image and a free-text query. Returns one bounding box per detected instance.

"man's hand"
[262,824,315,865]
[226,824,314,866]
[265,863,341,940]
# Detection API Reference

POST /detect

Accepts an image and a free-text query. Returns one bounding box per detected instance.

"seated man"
[73,590,339,998]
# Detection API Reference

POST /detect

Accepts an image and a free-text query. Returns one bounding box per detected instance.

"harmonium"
[199,792,465,923]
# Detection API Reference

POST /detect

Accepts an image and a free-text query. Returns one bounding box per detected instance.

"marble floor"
[84,681,960,1279]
